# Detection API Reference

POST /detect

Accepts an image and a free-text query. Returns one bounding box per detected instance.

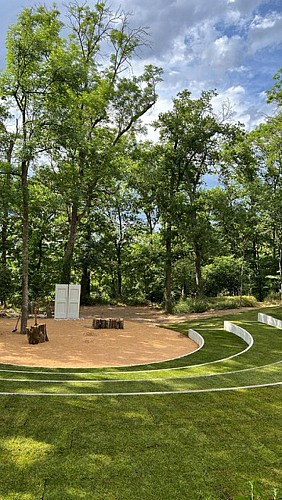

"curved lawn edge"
[0,381,281,397]
[0,359,281,383]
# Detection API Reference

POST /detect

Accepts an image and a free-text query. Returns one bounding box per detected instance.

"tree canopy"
[0,4,281,316]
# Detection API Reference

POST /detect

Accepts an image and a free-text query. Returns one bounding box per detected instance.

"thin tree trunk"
[239,247,245,305]
[164,223,173,313]
[191,204,204,298]
[194,241,204,298]
[114,206,123,299]
[61,205,79,284]
[117,244,122,298]
[20,159,29,333]
[1,221,7,265]
[80,223,91,305]
[279,244,282,304]
[253,238,263,301]
[80,265,91,305]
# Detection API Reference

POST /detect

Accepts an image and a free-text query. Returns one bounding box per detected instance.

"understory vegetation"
[173,294,259,313]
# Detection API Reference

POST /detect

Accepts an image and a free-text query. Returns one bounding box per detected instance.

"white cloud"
[211,85,275,130]
[202,34,243,71]
[248,12,282,52]
[1,0,280,138]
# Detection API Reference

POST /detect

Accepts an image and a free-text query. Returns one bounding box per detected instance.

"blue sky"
[0,0,281,134]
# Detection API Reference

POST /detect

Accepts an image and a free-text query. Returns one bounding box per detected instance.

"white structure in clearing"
[54,284,81,320]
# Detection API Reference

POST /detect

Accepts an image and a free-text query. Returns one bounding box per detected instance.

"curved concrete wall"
[188,329,205,348]
[224,321,253,347]
[258,313,282,330]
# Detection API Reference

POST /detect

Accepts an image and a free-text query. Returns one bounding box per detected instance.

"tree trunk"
[1,221,7,265]
[20,160,29,334]
[114,206,123,299]
[116,243,122,298]
[252,238,263,301]
[164,223,173,313]
[279,244,282,304]
[61,205,79,284]
[194,241,204,298]
[80,264,91,305]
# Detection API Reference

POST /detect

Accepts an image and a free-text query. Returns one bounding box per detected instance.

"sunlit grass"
[0,389,281,499]
[0,306,281,498]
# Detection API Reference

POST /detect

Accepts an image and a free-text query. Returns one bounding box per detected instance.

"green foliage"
[203,255,253,297]
[266,66,282,106]
[174,297,209,313]
[0,264,13,305]
[0,6,282,313]
[174,295,257,313]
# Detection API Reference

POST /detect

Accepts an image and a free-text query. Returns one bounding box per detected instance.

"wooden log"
[92,317,124,329]
[117,318,124,329]
[27,324,49,344]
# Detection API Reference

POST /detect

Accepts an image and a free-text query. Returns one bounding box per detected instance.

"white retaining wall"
[188,329,205,348]
[224,321,253,347]
[258,313,282,330]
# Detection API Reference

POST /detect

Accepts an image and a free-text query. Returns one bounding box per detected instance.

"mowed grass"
[0,306,281,499]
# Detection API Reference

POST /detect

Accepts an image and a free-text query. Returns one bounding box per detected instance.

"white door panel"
[67,285,81,319]
[54,284,69,319]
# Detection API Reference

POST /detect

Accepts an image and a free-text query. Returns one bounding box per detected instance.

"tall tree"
[40,3,162,283]
[154,90,235,305]
[0,104,18,305]
[250,114,282,299]
[0,6,62,331]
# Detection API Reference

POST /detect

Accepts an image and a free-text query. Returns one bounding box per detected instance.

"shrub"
[173,295,258,314]
[174,297,209,314]
[209,295,258,309]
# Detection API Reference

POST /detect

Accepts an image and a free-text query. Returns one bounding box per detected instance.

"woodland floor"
[0,304,258,368]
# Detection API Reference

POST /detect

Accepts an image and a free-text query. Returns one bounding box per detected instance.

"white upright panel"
[67,285,81,319]
[54,284,69,319]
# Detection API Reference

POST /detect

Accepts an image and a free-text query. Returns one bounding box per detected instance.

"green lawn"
[0,306,281,499]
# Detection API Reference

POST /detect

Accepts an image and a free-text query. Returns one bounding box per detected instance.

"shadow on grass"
[0,388,281,499]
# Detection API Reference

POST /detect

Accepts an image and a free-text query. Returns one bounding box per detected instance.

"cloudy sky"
[0,0,281,132]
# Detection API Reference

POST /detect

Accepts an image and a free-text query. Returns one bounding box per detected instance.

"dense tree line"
[0,3,281,329]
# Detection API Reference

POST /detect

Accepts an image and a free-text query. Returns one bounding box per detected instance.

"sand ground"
[0,305,195,368]
[0,304,257,368]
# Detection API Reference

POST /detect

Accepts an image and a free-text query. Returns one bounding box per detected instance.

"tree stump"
[27,324,49,344]
[92,317,124,329]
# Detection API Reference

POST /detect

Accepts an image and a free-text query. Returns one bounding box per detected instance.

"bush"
[209,295,258,309]
[263,292,282,304]
[174,297,209,314]
[173,295,258,314]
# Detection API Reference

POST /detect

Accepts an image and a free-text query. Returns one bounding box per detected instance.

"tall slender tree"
[0,6,62,331]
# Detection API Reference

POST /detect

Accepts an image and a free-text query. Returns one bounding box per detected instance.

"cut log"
[27,324,49,344]
[92,317,124,329]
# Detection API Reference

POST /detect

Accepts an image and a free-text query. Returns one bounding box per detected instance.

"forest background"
[0,2,282,332]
